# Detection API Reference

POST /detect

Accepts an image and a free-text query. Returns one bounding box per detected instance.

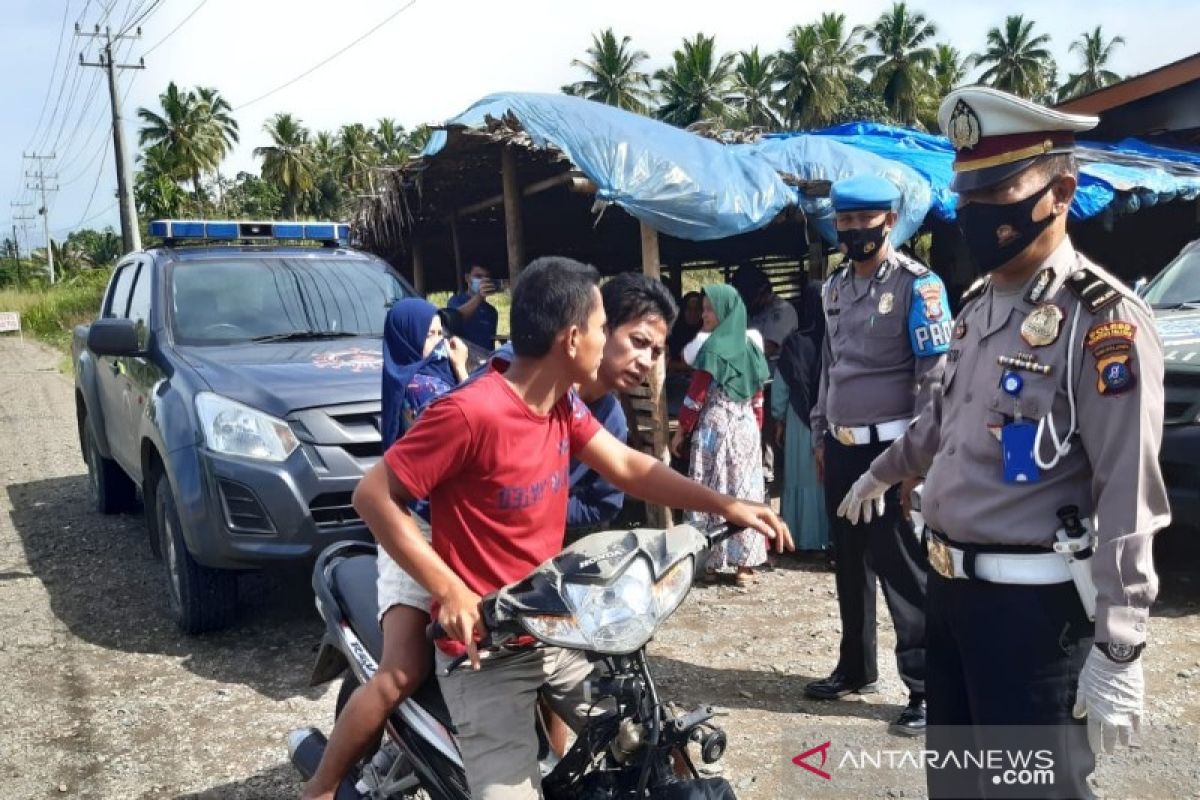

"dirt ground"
[1,334,1197,799]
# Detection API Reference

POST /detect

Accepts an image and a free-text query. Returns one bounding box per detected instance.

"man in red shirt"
[354,257,791,799]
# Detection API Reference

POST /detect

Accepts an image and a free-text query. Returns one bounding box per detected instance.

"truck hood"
[1154,309,1200,373]
[177,338,384,417]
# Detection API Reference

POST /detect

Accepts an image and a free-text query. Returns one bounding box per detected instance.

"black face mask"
[957,180,1059,275]
[836,223,888,263]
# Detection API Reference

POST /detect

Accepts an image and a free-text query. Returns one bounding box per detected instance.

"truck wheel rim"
[163,515,183,608]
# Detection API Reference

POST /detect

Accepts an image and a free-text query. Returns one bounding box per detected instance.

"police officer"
[839,87,1169,797]
[807,174,953,736]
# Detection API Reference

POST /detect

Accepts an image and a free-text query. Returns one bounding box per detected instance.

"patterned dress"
[685,382,768,571]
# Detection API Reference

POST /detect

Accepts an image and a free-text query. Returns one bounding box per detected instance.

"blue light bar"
[148,219,350,245]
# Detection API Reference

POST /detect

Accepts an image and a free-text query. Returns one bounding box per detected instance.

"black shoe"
[804,673,879,700]
[889,698,926,736]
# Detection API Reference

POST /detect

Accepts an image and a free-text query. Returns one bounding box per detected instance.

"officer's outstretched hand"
[836,470,889,525]
[1073,647,1144,754]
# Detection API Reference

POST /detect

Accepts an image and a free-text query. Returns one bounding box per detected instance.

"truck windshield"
[1143,245,1200,309]
[170,256,414,344]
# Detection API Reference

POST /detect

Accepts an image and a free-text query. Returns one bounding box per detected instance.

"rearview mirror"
[88,318,141,357]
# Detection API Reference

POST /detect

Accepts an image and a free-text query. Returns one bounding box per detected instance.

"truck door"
[96,261,139,474]
[117,257,159,474]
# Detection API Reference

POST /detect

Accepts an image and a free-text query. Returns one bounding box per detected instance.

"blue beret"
[830,175,900,213]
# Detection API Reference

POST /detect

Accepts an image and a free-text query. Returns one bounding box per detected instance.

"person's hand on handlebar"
[723,500,794,553]
[437,583,485,670]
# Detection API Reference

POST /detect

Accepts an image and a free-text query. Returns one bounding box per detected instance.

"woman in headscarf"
[381,298,469,449]
[670,284,771,586]
[305,297,467,800]
[770,283,830,553]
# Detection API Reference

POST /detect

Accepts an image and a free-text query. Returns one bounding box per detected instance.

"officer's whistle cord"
[1035,300,1083,470]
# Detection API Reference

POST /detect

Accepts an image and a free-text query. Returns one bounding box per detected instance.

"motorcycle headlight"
[521,556,695,655]
[195,392,299,462]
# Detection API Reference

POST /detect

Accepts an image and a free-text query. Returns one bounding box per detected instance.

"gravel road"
[1,334,1197,799]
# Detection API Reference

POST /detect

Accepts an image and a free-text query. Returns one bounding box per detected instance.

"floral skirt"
[685,386,767,571]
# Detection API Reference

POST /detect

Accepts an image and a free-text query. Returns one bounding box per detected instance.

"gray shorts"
[375,516,433,621]
[437,646,596,799]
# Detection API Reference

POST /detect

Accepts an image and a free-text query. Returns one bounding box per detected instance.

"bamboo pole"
[449,216,464,293]
[639,220,673,528]
[411,237,426,295]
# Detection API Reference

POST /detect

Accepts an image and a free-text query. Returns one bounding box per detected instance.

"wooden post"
[410,238,426,295]
[640,221,674,528]
[500,146,525,283]
[449,217,464,293]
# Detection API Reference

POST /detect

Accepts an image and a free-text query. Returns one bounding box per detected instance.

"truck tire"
[85,425,137,514]
[156,477,239,634]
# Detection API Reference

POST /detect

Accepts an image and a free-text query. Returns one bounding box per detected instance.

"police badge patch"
[948,99,982,150]
[1020,304,1064,347]
[878,292,894,314]
[1085,321,1137,396]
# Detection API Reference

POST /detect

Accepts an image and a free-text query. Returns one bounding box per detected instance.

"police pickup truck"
[73,220,421,633]
[1141,238,1200,528]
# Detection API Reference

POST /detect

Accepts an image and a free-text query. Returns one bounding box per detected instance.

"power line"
[70,136,112,229]
[144,0,210,56]
[119,0,165,36]
[234,0,419,111]
[56,202,117,234]
[25,0,75,151]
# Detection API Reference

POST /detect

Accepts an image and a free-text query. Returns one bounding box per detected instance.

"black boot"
[889,696,926,736]
[804,673,879,700]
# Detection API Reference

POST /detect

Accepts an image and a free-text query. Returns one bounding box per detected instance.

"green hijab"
[693,283,769,402]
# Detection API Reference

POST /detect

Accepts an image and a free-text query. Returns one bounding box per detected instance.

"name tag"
[1001,421,1041,484]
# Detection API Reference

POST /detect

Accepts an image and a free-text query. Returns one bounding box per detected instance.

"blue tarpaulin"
[423,93,1200,242]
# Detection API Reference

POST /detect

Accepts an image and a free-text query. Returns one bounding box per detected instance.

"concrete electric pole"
[79,24,144,254]
[24,153,58,283]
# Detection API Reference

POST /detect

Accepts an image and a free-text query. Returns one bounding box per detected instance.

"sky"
[2,0,1198,251]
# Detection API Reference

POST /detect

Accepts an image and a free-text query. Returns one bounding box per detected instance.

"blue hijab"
[382,298,457,449]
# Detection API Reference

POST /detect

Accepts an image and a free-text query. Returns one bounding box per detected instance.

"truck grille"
[218,479,275,534]
[310,492,362,529]
[288,401,383,472]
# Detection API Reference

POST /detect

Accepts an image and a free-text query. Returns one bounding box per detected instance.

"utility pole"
[79,24,144,254]
[10,201,34,289]
[24,153,58,284]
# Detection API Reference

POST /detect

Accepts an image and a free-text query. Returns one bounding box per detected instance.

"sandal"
[734,569,758,587]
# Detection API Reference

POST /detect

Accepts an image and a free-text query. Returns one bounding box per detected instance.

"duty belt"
[926,530,1072,585]
[831,418,910,446]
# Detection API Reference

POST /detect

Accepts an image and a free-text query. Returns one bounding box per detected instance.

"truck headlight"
[195,392,299,462]
[521,556,695,654]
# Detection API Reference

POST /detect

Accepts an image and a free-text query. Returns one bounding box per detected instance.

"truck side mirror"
[1133,277,1148,297]
[88,318,141,357]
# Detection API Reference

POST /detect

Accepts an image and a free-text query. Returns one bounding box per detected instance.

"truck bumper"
[166,443,373,570]
[1160,423,1200,527]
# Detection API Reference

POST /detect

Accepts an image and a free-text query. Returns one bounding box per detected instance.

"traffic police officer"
[808,174,953,735]
[839,87,1169,797]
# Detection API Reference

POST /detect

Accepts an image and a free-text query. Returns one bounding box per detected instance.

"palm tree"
[775,24,837,128]
[138,82,222,204]
[932,43,970,96]
[1058,26,1125,100]
[374,118,409,166]
[725,47,779,129]
[566,29,655,113]
[194,87,239,213]
[305,131,344,218]
[857,2,939,125]
[134,142,187,219]
[655,33,734,126]
[974,15,1054,99]
[253,113,314,218]
[338,123,379,195]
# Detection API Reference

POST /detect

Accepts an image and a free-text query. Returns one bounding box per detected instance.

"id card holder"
[1001,421,1041,484]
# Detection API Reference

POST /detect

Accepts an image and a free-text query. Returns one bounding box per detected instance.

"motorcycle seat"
[328,551,456,732]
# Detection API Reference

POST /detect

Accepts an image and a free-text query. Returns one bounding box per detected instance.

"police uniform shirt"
[811,251,953,442]
[871,238,1170,646]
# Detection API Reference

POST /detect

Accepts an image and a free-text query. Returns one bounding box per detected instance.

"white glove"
[1072,646,1144,754]
[836,470,889,525]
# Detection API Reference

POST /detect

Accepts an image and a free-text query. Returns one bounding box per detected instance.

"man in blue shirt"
[447,264,500,349]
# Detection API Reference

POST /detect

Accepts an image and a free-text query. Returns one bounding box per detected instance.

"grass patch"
[0,270,112,356]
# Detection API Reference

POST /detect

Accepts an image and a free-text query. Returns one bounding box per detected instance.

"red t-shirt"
[384,368,602,650]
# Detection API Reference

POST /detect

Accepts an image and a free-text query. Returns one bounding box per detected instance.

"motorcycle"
[288,524,738,799]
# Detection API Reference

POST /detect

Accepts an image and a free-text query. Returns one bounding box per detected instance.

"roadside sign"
[0,312,22,342]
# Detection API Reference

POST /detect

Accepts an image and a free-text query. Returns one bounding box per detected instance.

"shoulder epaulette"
[961,275,990,305]
[899,257,930,278]
[1066,268,1122,314]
